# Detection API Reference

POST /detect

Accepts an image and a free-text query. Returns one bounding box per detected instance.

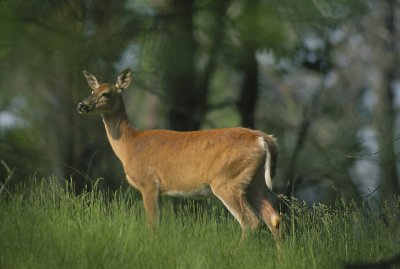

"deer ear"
[83,70,99,90]
[116,68,132,90]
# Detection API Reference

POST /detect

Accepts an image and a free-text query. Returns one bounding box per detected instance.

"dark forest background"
[0,0,399,205]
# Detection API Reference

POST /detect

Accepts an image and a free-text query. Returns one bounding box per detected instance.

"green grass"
[0,179,399,269]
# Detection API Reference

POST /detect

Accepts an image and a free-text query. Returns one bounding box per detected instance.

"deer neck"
[101,97,136,165]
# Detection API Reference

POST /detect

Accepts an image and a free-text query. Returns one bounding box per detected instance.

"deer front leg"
[140,186,160,229]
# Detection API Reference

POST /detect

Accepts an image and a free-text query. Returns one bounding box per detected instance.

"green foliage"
[0,127,46,184]
[0,0,395,201]
[1,180,399,269]
[236,1,291,51]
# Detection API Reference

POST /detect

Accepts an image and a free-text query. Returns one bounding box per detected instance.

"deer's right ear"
[83,70,99,90]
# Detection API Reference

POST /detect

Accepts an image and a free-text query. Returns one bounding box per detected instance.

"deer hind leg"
[246,167,281,237]
[211,182,260,236]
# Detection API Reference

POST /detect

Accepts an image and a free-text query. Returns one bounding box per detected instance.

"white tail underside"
[258,137,273,191]
[264,149,273,190]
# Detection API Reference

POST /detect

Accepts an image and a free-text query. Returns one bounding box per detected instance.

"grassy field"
[0,179,399,269]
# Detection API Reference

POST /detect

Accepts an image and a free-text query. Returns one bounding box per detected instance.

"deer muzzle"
[77,101,92,114]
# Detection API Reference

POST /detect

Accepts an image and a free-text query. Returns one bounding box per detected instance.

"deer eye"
[101,92,111,98]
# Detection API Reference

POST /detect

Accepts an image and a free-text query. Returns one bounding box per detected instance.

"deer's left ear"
[116,68,132,90]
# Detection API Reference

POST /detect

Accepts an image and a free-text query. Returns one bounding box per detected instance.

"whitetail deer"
[77,68,281,237]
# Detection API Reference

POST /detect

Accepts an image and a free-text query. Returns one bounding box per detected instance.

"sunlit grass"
[0,179,399,269]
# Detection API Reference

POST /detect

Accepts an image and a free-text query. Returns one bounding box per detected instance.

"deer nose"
[77,102,89,113]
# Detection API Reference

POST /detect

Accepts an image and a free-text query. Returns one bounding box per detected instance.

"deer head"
[77,68,132,114]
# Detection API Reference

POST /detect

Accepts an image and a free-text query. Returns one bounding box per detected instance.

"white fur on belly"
[164,185,212,199]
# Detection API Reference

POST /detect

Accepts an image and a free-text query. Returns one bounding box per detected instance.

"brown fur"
[77,69,281,237]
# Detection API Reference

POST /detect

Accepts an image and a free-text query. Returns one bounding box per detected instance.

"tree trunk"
[237,44,258,129]
[374,0,399,200]
[160,0,197,131]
